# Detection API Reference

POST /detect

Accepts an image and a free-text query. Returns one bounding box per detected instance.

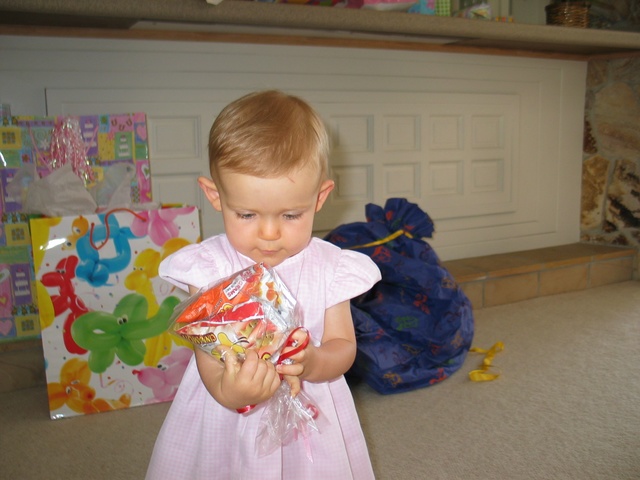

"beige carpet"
[2,281,639,480]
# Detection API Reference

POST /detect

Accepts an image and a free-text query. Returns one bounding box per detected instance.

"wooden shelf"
[1,0,640,59]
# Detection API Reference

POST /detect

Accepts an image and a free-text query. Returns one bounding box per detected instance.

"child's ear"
[198,176,222,212]
[315,179,335,212]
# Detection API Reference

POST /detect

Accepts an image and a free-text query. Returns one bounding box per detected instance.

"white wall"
[0,35,586,260]
[510,0,550,24]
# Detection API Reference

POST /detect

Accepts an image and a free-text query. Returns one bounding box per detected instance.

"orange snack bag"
[168,263,297,362]
[175,263,284,324]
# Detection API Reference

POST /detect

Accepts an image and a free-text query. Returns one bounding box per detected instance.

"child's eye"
[236,213,255,220]
[283,213,303,221]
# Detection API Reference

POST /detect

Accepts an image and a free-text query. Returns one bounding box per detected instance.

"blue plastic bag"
[325,198,474,394]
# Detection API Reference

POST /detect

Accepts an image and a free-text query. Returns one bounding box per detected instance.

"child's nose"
[259,219,280,240]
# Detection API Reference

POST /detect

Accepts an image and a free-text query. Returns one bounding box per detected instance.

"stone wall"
[589,0,640,31]
[582,56,640,274]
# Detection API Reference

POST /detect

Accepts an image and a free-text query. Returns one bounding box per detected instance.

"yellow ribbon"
[468,341,504,382]
[350,229,413,249]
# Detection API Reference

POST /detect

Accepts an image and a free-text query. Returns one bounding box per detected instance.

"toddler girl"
[146,90,381,479]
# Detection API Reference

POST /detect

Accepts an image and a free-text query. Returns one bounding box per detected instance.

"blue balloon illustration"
[75,213,140,287]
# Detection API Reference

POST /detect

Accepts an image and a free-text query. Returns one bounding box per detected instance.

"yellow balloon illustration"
[30,217,62,274]
[124,237,193,366]
[35,280,55,329]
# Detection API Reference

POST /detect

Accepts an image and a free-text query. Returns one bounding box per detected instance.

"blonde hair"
[208,90,330,184]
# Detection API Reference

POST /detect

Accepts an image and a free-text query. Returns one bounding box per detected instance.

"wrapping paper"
[326,198,474,394]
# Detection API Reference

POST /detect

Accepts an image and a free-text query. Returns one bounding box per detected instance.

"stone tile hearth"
[445,242,636,309]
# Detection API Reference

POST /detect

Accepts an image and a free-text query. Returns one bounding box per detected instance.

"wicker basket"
[545,1,590,28]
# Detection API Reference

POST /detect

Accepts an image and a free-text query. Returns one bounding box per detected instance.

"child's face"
[199,166,334,267]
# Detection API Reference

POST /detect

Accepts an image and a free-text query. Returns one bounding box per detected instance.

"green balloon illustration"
[72,294,180,373]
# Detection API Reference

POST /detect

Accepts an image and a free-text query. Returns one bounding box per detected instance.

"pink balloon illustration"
[130,207,196,247]
[133,348,192,403]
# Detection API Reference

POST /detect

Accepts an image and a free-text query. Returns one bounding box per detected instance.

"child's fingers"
[240,349,261,378]
[287,328,309,351]
[219,346,239,373]
[292,327,309,342]
[280,328,310,364]
[283,374,301,397]
[276,361,304,378]
[241,350,280,390]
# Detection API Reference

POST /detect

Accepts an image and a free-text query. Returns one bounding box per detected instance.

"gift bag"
[0,216,40,342]
[325,198,474,394]
[0,112,153,213]
[0,112,153,343]
[30,205,200,419]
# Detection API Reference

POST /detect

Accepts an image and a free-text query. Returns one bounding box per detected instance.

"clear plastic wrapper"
[168,263,324,459]
[256,381,327,461]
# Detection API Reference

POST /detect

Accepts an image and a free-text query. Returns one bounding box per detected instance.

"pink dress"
[146,235,381,480]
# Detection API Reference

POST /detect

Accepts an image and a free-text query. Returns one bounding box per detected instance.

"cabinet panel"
[17,37,585,260]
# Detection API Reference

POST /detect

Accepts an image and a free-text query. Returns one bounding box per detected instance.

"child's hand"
[219,348,281,409]
[276,328,314,396]
[278,301,358,385]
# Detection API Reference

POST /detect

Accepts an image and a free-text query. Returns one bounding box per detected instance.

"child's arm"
[277,300,356,384]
